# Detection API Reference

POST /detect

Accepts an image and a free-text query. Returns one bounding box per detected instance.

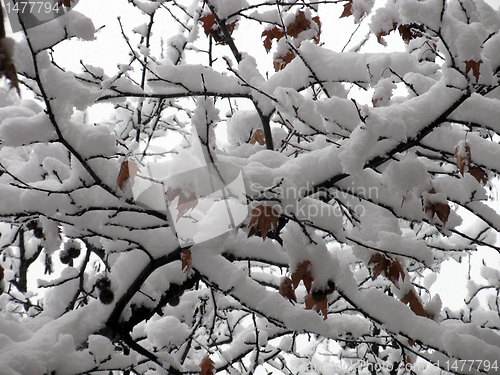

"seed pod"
[99,289,115,305]
[95,276,111,291]
[59,250,73,265]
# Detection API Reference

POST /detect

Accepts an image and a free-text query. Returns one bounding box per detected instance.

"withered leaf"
[368,253,388,281]
[199,13,216,36]
[305,293,328,320]
[465,60,482,83]
[116,160,140,192]
[398,23,425,43]
[454,142,471,176]
[340,1,353,18]
[386,258,405,286]
[199,13,237,44]
[262,27,285,53]
[247,205,280,240]
[468,165,488,185]
[166,187,199,222]
[369,254,405,286]
[312,16,321,44]
[401,289,427,317]
[57,0,71,6]
[181,249,192,275]
[199,356,215,375]
[249,128,266,145]
[291,260,313,293]
[422,190,450,226]
[376,22,398,45]
[0,38,19,95]
[274,49,295,72]
[286,11,310,38]
[279,277,297,302]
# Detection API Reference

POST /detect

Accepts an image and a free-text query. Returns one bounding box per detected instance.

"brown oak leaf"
[199,356,215,375]
[279,277,297,302]
[116,160,140,192]
[247,205,280,240]
[291,260,313,293]
[465,60,482,83]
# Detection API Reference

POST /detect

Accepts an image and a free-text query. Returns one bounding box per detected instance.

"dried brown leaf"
[199,356,215,375]
[262,26,285,53]
[274,49,295,72]
[454,142,471,176]
[386,258,405,286]
[468,165,488,185]
[368,253,388,281]
[279,277,297,302]
[199,13,216,36]
[312,16,321,43]
[181,249,192,275]
[465,60,482,83]
[116,160,140,192]
[286,11,310,38]
[291,261,313,293]
[305,293,328,320]
[0,39,19,95]
[249,128,266,145]
[401,289,427,317]
[398,23,425,43]
[433,202,450,226]
[166,187,199,222]
[340,1,353,18]
[247,205,280,240]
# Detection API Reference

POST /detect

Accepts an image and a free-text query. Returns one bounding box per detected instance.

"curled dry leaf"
[398,23,425,43]
[454,142,471,176]
[291,260,313,293]
[468,165,488,185]
[465,60,482,83]
[368,253,405,287]
[249,128,266,145]
[247,205,280,240]
[166,187,199,222]
[181,248,192,275]
[279,277,297,302]
[116,160,140,192]
[305,293,328,320]
[199,13,237,45]
[274,49,296,72]
[0,38,19,95]
[199,356,215,375]
[422,189,450,226]
[340,1,353,18]
[401,289,427,317]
